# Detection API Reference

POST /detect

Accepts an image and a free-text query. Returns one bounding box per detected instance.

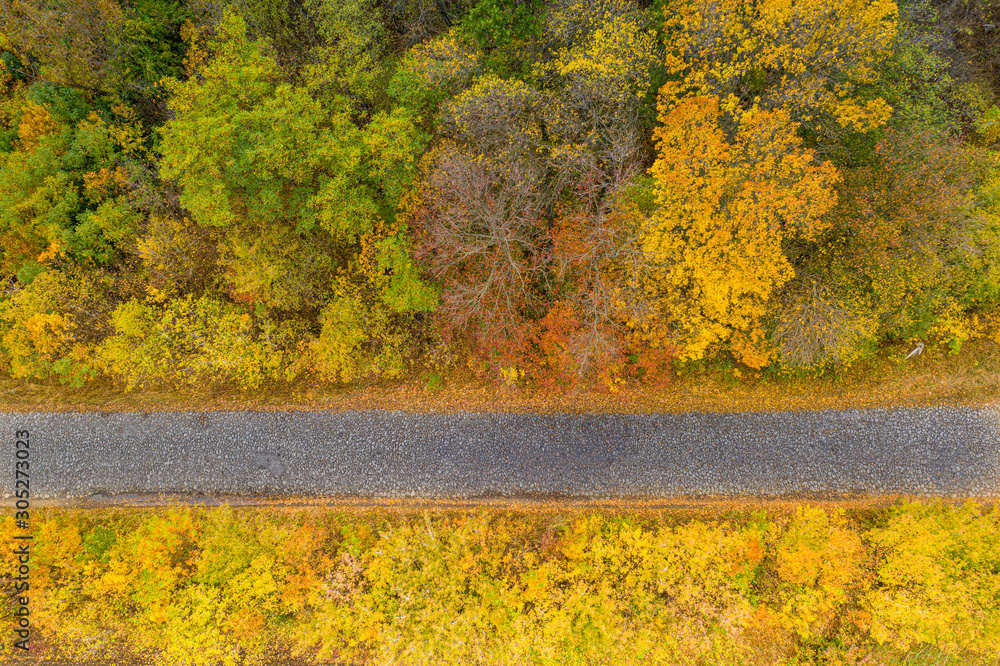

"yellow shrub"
[0,269,101,386]
[772,507,867,640]
[5,503,998,665]
[17,100,58,151]
[860,500,1000,659]
[310,275,413,384]
[96,295,285,390]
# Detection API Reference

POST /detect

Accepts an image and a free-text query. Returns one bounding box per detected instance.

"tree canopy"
[1,0,999,390]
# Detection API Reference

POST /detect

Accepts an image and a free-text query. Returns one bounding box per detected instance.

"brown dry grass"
[20,492,996,522]
[1,336,997,415]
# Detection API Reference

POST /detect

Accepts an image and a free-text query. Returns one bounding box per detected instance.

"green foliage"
[458,0,542,76]
[25,82,90,125]
[159,11,342,233]
[960,151,1000,312]
[112,0,190,92]
[159,9,435,340]
[874,0,962,139]
[362,107,428,210]
[460,0,541,52]
[0,50,26,82]
[302,0,390,108]
[771,129,1000,370]
[387,27,481,114]
[0,86,139,276]
[309,254,437,384]
[81,525,117,561]
[14,258,43,284]
[193,507,267,587]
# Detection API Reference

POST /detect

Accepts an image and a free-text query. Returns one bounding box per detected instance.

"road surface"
[2,405,999,500]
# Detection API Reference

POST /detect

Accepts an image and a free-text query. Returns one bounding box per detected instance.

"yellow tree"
[660,0,898,146]
[645,95,840,367]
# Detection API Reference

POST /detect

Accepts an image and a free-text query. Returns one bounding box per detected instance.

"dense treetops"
[1,0,1000,392]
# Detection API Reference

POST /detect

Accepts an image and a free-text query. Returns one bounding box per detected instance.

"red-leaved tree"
[409,141,550,373]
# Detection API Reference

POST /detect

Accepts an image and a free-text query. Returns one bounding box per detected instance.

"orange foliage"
[16,100,57,150]
[533,301,586,391]
[82,166,129,200]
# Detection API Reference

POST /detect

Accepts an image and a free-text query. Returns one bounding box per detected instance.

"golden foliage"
[539,1,656,108]
[661,0,898,133]
[0,268,103,386]
[0,0,125,90]
[81,166,128,200]
[16,100,57,151]
[3,503,999,665]
[107,102,146,158]
[773,507,867,640]
[645,95,840,366]
[860,500,1000,657]
[406,28,480,88]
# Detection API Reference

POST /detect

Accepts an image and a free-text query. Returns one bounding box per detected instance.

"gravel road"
[2,405,999,500]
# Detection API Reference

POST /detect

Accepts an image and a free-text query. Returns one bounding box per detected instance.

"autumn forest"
[2,0,1000,394]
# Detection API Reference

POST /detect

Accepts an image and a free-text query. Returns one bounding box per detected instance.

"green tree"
[772,129,1000,368]
[458,0,543,76]
[159,9,436,380]
[0,83,139,276]
[301,0,391,111]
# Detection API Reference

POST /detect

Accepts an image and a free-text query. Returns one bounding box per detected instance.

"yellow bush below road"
[1,500,998,665]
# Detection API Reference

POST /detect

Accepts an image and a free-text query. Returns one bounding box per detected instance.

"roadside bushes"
[771,128,1000,370]
[0,266,112,387]
[2,500,998,665]
[859,500,1000,656]
[94,293,311,391]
